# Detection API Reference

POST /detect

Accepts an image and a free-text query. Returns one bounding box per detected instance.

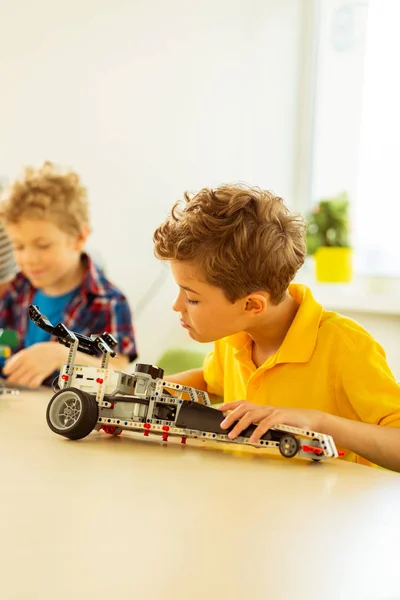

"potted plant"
[306,192,352,283]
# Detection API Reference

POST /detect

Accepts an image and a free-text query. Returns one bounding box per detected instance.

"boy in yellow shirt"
[153,184,400,471]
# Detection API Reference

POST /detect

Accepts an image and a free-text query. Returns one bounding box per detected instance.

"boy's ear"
[243,293,268,316]
[75,224,90,251]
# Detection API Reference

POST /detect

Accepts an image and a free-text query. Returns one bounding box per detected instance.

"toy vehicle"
[29,305,340,462]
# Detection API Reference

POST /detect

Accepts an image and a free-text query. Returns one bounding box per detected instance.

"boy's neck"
[40,258,85,297]
[247,293,300,368]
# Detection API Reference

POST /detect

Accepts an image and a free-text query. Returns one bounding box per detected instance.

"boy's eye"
[186,298,199,305]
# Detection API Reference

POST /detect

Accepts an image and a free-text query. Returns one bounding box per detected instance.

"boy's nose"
[172,294,184,313]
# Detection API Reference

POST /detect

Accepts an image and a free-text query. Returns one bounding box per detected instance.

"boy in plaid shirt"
[0,162,137,387]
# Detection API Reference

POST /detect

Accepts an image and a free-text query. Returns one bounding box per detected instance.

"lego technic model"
[29,305,340,462]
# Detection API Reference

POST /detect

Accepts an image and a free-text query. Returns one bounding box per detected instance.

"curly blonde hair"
[0,162,90,235]
[153,184,306,304]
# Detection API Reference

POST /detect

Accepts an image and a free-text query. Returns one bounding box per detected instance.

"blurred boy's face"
[170,260,257,343]
[6,218,88,295]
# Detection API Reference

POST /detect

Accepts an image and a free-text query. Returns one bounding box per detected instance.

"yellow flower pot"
[314,247,352,283]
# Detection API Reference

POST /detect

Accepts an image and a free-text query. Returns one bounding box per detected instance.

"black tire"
[279,434,301,459]
[46,387,99,440]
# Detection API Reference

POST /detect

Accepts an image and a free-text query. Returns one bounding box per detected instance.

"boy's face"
[170,260,253,343]
[6,218,87,294]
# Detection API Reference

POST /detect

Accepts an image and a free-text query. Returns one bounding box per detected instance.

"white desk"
[1,390,400,600]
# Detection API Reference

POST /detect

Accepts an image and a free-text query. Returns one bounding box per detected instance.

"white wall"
[0,0,303,363]
[353,0,400,276]
[312,0,369,204]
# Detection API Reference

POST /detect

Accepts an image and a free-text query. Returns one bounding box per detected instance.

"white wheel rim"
[49,391,83,431]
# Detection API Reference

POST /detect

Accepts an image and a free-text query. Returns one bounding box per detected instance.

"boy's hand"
[3,342,66,388]
[218,400,325,443]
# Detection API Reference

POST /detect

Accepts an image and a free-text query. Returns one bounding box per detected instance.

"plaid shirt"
[0,254,138,362]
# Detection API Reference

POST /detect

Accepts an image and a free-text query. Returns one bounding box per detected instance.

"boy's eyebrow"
[180,285,201,295]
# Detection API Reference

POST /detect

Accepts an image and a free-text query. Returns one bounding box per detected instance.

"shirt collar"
[276,284,323,364]
[79,253,108,298]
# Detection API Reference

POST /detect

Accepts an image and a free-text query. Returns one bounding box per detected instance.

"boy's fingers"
[5,360,41,386]
[15,369,40,388]
[221,403,270,430]
[25,374,43,388]
[217,400,245,412]
[3,353,22,374]
[6,365,30,384]
[249,417,274,443]
[220,404,250,428]
[2,363,11,375]
[227,409,270,440]
[227,420,251,440]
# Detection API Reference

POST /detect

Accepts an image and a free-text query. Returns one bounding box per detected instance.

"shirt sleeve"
[203,340,225,397]
[108,296,138,363]
[336,337,400,427]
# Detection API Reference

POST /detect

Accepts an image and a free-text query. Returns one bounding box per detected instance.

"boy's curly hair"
[153,184,306,304]
[0,161,89,235]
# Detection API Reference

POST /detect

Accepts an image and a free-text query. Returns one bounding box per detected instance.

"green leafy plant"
[306,191,351,255]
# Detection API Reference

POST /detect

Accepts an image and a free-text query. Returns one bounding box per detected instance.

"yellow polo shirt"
[203,284,400,465]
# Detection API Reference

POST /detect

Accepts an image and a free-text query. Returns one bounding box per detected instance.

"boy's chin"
[186,329,214,344]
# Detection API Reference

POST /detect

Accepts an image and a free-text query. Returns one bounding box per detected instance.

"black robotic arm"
[28,305,118,358]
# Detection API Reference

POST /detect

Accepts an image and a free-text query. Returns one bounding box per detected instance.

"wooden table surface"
[1,389,400,600]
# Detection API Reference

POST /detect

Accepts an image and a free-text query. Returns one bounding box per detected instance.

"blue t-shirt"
[25,288,78,347]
